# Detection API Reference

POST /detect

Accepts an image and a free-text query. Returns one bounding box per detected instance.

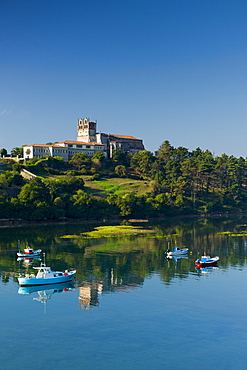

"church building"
[23,118,145,161]
[77,118,145,158]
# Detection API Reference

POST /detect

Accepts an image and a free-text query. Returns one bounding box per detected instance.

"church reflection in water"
[78,268,144,310]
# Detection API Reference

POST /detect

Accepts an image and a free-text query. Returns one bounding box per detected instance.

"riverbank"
[0,211,246,229]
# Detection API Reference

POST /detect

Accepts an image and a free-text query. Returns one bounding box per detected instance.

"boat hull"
[17,249,42,257]
[18,271,76,286]
[195,257,219,267]
[195,261,218,267]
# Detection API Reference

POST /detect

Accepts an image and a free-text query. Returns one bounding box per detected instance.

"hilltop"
[1,141,247,222]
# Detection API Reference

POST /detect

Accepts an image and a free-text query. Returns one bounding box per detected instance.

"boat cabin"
[24,247,34,254]
[33,264,68,279]
[34,265,53,279]
[201,255,209,263]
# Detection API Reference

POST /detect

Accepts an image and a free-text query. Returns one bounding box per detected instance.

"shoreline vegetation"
[1,141,247,225]
[0,211,244,230]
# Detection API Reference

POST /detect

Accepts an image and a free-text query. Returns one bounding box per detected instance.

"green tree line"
[1,141,247,220]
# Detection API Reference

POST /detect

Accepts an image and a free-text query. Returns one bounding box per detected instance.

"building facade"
[77,118,145,157]
[23,118,145,161]
[23,141,105,161]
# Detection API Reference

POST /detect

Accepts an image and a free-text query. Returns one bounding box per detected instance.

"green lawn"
[83,177,151,197]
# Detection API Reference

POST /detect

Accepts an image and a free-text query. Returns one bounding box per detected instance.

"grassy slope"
[41,173,151,198]
[83,177,151,197]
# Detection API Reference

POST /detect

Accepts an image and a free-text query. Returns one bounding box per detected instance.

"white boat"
[17,244,42,258]
[18,263,76,287]
[166,247,189,257]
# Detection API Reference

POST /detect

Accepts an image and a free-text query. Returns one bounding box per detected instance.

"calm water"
[1,217,247,370]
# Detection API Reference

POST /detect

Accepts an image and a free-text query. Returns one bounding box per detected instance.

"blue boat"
[166,246,189,257]
[18,263,76,287]
[195,255,219,267]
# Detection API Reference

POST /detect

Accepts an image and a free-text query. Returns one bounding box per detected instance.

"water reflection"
[2,216,247,302]
[17,256,41,265]
[77,268,144,310]
[166,255,189,262]
[195,266,219,275]
[18,281,75,313]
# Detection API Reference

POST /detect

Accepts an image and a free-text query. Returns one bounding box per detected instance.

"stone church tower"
[76,117,145,158]
[77,118,97,143]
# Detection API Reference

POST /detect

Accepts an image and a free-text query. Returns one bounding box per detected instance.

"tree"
[11,147,23,157]
[11,173,24,186]
[156,141,174,162]
[68,190,93,218]
[45,156,65,169]
[92,151,105,161]
[91,152,105,172]
[69,152,90,171]
[115,165,127,177]
[46,176,84,199]
[130,150,155,178]
[0,148,7,158]
[12,162,21,172]
[111,148,129,165]
[18,178,51,206]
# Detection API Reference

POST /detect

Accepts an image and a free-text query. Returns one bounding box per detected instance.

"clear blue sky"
[1,0,247,157]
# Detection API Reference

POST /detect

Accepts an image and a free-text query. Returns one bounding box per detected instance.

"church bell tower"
[77,118,97,143]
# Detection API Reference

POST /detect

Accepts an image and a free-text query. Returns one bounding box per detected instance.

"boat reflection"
[18,281,74,295]
[17,256,41,265]
[18,282,75,312]
[166,255,188,262]
[195,266,219,275]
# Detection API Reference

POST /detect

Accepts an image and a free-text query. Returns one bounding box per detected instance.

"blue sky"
[1,0,247,157]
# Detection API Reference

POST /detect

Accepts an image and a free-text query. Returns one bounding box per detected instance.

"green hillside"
[83,177,151,197]
[1,142,247,222]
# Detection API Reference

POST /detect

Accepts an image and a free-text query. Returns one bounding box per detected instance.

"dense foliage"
[1,141,247,221]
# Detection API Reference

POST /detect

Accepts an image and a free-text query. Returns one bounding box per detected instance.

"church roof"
[57,140,104,146]
[100,133,142,140]
[23,144,67,148]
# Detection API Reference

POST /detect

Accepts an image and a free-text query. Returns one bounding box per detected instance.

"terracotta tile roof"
[23,144,66,148]
[24,141,104,147]
[57,140,104,146]
[101,133,141,140]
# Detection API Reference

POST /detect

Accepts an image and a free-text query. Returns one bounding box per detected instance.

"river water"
[1,216,247,370]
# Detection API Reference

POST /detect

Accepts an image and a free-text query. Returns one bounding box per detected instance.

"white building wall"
[23,143,106,161]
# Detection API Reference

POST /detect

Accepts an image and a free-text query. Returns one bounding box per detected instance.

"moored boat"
[166,247,189,257]
[18,263,76,287]
[195,255,219,267]
[17,244,42,258]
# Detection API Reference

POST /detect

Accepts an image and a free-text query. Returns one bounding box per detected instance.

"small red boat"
[195,255,219,267]
[17,242,42,258]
